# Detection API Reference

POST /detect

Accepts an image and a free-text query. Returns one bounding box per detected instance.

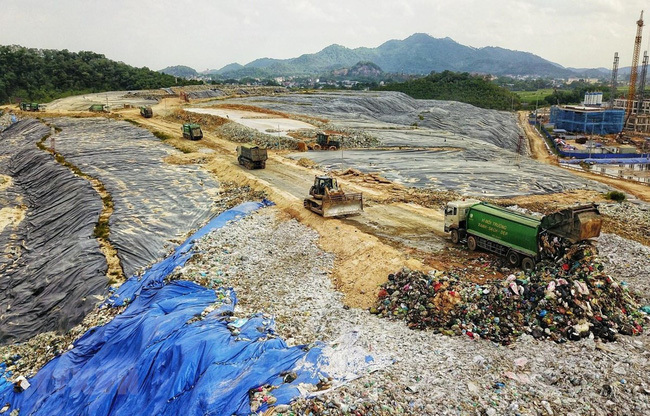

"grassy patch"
[93,220,110,240]
[178,146,193,154]
[603,191,626,202]
[514,89,554,107]
[152,130,172,141]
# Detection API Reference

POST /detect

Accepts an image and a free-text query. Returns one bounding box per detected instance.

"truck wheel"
[450,230,460,244]
[521,257,535,271]
[507,251,520,266]
[329,146,337,151]
[313,144,322,150]
[467,236,477,251]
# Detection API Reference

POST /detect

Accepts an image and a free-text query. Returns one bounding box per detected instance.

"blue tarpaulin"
[561,157,650,165]
[0,200,358,415]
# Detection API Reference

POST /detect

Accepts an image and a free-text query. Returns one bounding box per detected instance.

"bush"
[152,130,172,141]
[604,191,626,202]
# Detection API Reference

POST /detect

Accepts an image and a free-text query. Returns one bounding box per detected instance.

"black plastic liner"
[49,118,220,277]
[0,120,107,344]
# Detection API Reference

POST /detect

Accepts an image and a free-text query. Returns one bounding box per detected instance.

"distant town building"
[566,78,600,84]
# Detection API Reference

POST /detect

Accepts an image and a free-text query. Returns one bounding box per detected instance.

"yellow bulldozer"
[303,175,363,217]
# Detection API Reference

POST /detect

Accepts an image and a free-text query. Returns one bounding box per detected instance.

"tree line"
[0,45,201,104]
[377,70,521,111]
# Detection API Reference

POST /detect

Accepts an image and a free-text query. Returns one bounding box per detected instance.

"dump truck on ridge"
[20,102,42,112]
[182,123,203,140]
[237,144,267,169]
[444,200,602,271]
[140,106,153,118]
[89,104,108,112]
[304,175,363,217]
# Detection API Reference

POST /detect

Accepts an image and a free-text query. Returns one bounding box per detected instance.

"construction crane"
[637,51,649,114]
[609,52,619,109]
[625,10,644,127]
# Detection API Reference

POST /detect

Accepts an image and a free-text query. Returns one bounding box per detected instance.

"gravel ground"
[181,207,650,416]
[597,232,650,304]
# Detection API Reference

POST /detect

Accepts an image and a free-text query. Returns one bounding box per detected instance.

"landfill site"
[0,87,649,416]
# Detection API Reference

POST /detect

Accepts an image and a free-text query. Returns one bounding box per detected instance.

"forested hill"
[0,45,200,104]
[378,70,520,111]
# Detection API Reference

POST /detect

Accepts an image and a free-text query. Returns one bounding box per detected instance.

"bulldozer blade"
[321,194,363,217]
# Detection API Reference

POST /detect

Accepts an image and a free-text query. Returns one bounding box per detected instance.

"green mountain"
[213,33,577,79]
[379,70,521,111]
[208,63,244,75]
[158,65,198,78]
[0,45,200,104]
[330,61,383,78]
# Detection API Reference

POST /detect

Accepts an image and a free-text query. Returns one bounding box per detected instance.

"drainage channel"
[36,125,125,283]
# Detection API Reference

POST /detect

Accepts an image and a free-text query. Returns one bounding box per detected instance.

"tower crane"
[609,52,619,109]
[625,10,644,128]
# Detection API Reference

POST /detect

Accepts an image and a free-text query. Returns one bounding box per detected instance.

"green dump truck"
[140,106,153,118]
[182,123,203,140]
[89,104,108,112]
[236,144,267,169]
[20,102,41,112]
[444,200,602,271]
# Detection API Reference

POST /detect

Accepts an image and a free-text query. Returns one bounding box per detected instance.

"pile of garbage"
[0,112,17,130]
[297,127,380,149]
[216,122,301,150]
[373,242,646,345]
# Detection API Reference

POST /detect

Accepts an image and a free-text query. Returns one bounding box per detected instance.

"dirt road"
[519,111,557,165]
[118,111,444,307]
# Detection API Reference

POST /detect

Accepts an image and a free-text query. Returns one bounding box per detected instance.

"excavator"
[303,175,363,217]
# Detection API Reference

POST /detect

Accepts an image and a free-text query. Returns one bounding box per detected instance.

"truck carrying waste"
[19,102,41,112]
[444,201,602,270]
[237,144,267,169]
[88,104,108,112]
[139,106,153,118]
[182,123,202,140]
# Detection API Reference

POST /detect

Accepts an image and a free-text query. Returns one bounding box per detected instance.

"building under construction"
[550,103,624,135]
[612,98,650,132]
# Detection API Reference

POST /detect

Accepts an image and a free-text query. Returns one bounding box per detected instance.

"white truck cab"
[444,200,480,242]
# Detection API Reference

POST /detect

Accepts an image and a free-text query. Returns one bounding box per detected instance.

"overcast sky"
[1,0,649,72]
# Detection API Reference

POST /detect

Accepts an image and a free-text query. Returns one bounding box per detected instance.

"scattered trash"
[375,240,645,344]
[12,377,29,393]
